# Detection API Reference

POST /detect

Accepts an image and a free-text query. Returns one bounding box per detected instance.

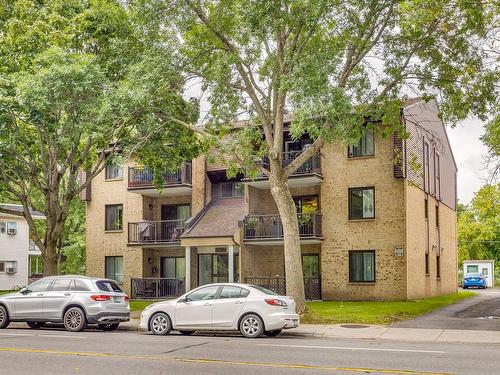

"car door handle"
[203,303,212,307]
[37,293,44,297]
[64,293,71,296]
[234,301,244,305]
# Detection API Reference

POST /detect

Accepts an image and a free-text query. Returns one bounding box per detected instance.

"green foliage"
[303,292,475,325]
[481,115,499,183]
[58,199,86,275]
[458,184,500,268]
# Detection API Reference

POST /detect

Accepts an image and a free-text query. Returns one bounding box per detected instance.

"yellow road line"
[0,347,453,375]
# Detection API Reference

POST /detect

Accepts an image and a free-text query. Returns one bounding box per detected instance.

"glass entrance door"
[198,254,240,286]
[160,257,186,279]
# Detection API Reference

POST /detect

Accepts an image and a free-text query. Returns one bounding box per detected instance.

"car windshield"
[96,280,123,293]
[250,285,278,295]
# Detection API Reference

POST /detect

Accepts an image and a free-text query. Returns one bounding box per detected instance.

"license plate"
[113,297,122,303]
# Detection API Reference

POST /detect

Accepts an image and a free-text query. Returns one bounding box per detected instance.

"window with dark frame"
[105,163,123,180]
[434,152,440,199]
[436,255,441,278]
[105,256,124,284]
[423,141,430,192]
[425,253,430,275]
[348,187,375,220]
[0,222,5,234]
[348,128,374,158]
[435,204,439,228]
[105,204,123,231]
[349,250,375,282]
[0,262,4,272]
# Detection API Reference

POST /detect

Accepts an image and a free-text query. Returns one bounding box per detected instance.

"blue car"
[463,273,487,289]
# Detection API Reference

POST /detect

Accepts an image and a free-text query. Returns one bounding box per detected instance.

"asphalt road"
[392,288,500,331]
[0,326,499,375]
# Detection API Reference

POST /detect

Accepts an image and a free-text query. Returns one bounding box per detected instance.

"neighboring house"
[83,98,458,301]
[0,204,44,291]
[463,260,495,288]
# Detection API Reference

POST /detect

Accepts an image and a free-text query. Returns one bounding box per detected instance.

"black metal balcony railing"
[131,278,185,299]
[243,213,322,240]
[128,219,186,244]
[247,150,321,179]
[245,276,321,300]
[128,163,192,188]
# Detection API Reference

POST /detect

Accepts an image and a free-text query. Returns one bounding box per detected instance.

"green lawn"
[303,291,476,325]
[0,290,13,295]
[130,300,156,312]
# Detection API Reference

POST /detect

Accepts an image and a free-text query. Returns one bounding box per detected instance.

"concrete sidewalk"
[119,319,500,344]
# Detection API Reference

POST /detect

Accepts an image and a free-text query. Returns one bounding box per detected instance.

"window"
[348,187,375,220]
[6,222,17,234]
[220,286,249,299]
[73,279,91,291]
[349,250,375,282]
[294,196,319,214]
[0,262,4,272]
[96,280,123,292]
[28,278,52,293]
[436,255,441,278]
[105,163,123,180]
[423,141,430,192]
[435,204,439,228]
[425,253,429,275]
[105,256,124,284]
[161,257,186,278]
[424,197,429,219]
[467,265,479,274]
[434,153,440,199]
[51,279,73,292]
[0,222,5,234]
[187,285,219,301]
[213,182,244,199]
[105,204,123,231]
[348,128,374,158]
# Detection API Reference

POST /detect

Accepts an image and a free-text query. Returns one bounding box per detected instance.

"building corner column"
[185,246,191,292]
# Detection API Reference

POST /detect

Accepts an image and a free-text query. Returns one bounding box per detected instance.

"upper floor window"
[105,163,123,180]
[213,181,244,199]
[434,153,440,199]
[105,204,123,231]
[348,128,374,158]
[348,187,375,220]
[423,141,430,192]
[1,221,18,235]
[0,222,5,234]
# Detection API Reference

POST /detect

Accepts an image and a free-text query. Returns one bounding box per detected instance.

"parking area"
[392,288,500,331]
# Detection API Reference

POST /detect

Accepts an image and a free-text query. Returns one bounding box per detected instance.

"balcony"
[242,151,322,189]
[128,219,186,246]
[243,213,322,245]
[127,163,192,196]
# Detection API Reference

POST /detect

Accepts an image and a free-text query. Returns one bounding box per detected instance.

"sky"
[447,119,489,205]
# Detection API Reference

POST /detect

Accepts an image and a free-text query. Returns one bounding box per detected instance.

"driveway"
[392,288,500,331]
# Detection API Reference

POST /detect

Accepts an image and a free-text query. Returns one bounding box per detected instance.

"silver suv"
[0,276,130,332]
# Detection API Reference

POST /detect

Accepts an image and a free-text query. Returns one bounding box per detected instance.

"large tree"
[158,0,498,311]
[0,0,205,275]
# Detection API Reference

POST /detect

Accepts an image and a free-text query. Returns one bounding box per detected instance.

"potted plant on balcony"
[245,217,258,238]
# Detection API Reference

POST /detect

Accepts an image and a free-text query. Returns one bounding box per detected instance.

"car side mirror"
[20,288,30,295]
[179,297,191,303]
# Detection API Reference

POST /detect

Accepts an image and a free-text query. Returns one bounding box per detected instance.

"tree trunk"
[43,240,59,276]
[269,171,306,313]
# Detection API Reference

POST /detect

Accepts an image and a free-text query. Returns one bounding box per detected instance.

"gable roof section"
[181,197,246,238]
[0,204,45,219]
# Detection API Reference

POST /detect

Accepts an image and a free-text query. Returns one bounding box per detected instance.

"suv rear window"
[96,280,123,293]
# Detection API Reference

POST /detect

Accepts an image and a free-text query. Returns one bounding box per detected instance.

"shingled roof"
[181,197,246,238]
[0,204,45,219]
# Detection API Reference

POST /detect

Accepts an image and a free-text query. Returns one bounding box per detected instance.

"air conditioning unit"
[7,228,17,235]
[6,267,16,274]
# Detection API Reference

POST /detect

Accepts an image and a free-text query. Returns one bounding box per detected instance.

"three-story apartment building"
[84,98,458,301]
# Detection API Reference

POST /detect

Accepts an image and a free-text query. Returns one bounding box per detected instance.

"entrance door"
[198,254,229,285]
[302,254,321,300]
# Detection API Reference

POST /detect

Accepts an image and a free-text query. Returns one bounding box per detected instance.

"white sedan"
[139,283,299,338]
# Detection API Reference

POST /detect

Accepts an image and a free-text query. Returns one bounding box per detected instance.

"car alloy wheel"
[240,314,264,338]
[0,306,9,329]
[64,307,86,332]
[150,312,172,336]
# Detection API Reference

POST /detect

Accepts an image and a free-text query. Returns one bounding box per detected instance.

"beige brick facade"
[85,101,458,300]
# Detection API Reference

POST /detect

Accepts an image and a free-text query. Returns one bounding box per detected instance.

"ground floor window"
[436,255,441,278]
[198,253,239,285]
[349,250,375,282]
[425,253,429,275]
[160,257,186,279]
[105,256,123,284]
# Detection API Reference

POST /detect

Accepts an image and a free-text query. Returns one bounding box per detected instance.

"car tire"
[0,305,10,329]
[150,312,172,336]
[179,330,195,336]
[26,322,45,329]
[264,329,282,337]
[98,323,119,331]
[63,307,87,332]
[240,314,264,338]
